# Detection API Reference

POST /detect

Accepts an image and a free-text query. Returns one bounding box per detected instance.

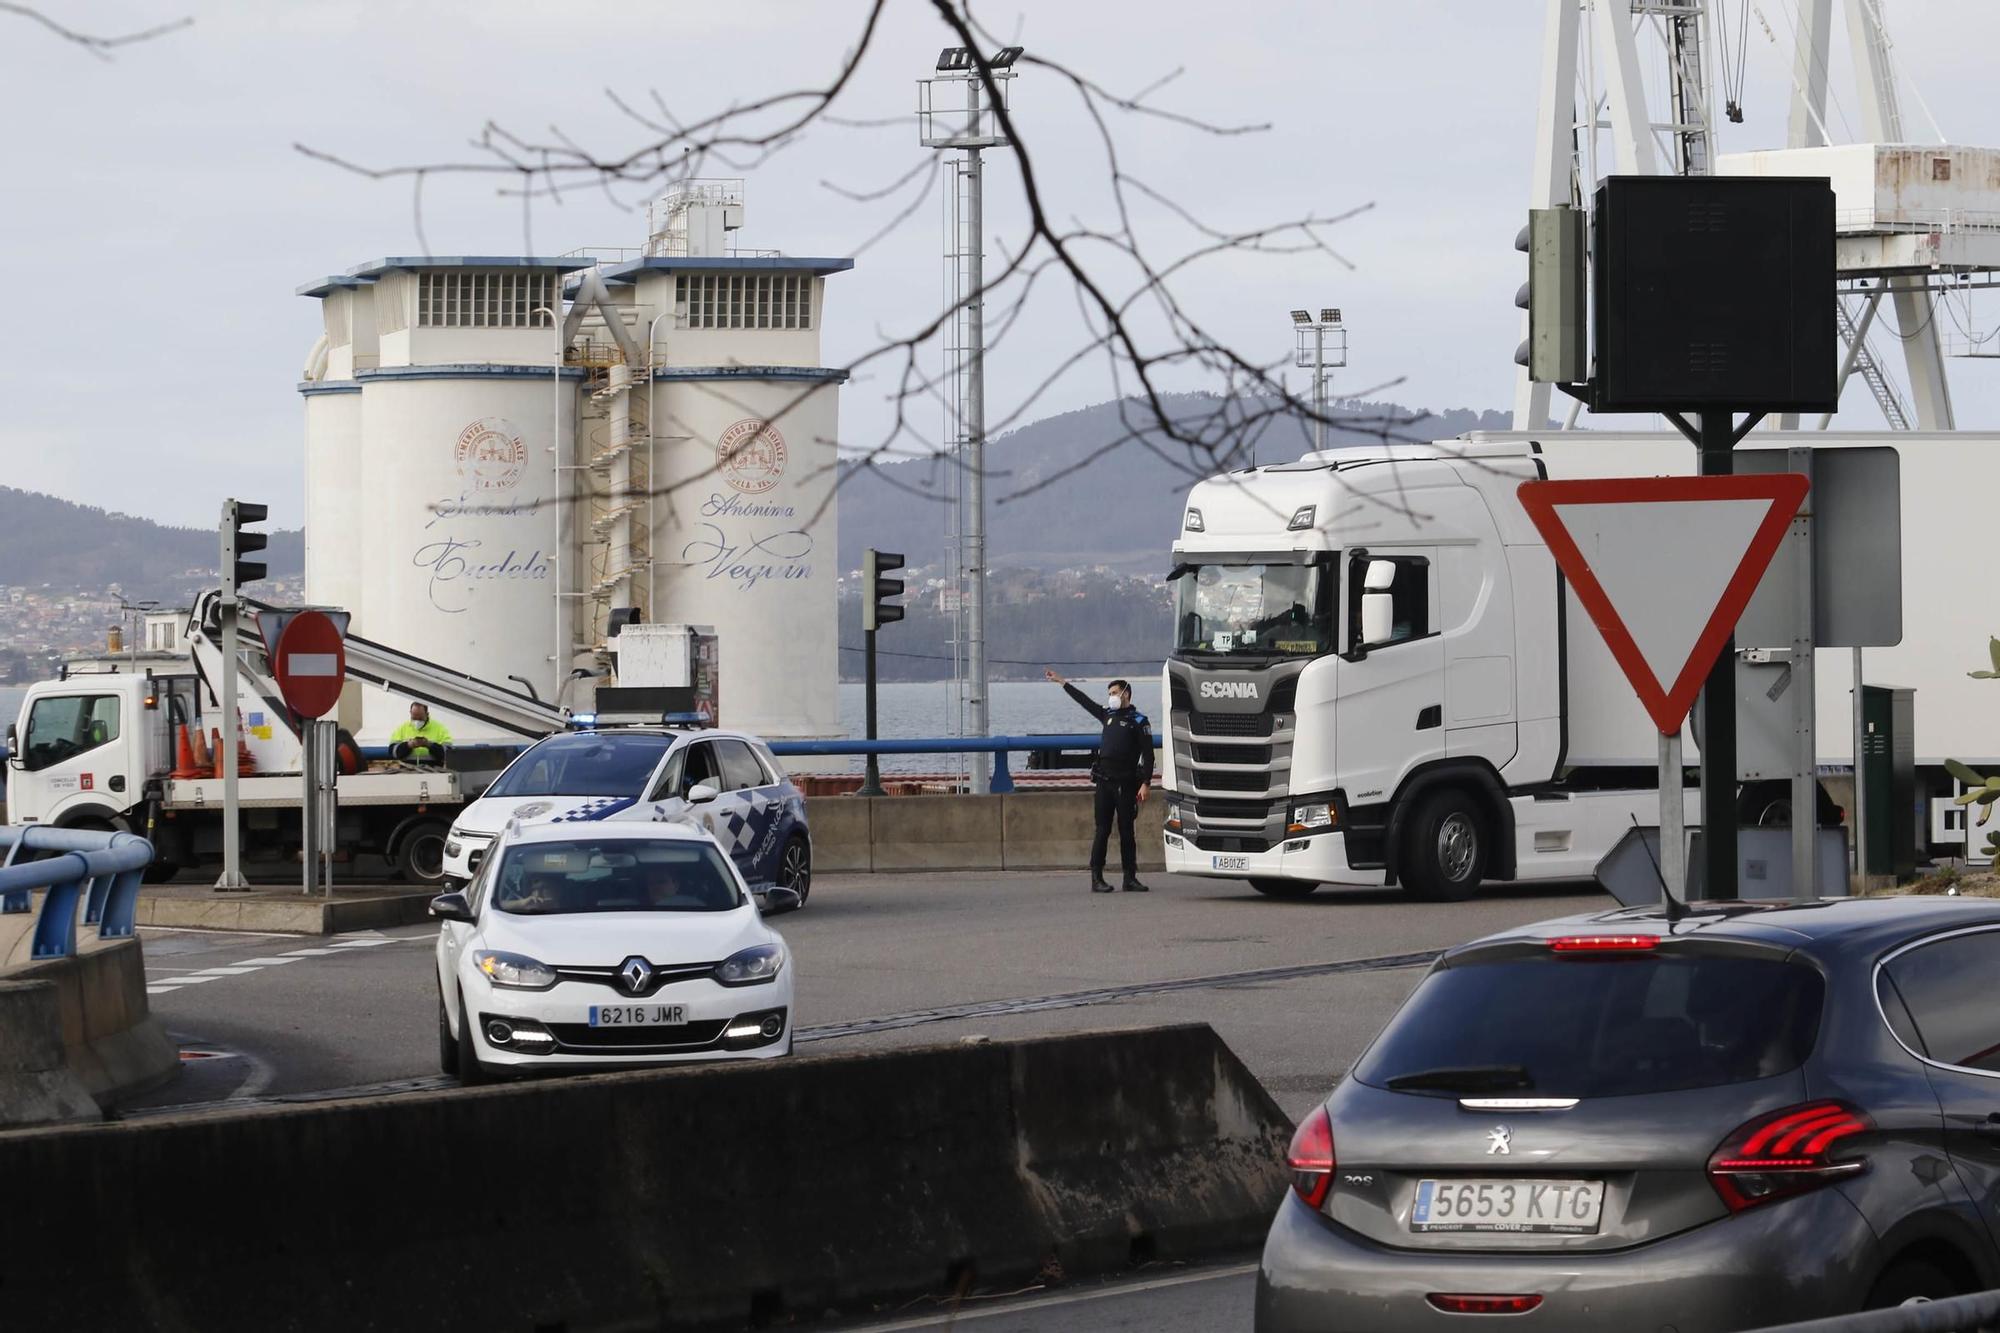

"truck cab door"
[1336,551,1446,809]
[11,688,136,823]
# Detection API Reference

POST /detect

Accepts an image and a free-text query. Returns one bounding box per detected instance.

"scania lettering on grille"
[1199,680,1259,700]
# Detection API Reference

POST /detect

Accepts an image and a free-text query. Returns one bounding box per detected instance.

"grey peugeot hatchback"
[1257,896,2000,1331]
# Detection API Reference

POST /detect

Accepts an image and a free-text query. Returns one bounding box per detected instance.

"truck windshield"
[1172,562,1331,657]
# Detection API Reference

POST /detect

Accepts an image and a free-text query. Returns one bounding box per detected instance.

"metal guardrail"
[1762,1291,2000,1331]
[764,734,1162,793]
[0,827,154,961]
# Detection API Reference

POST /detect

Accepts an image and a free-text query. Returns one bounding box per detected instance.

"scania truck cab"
[1161,439,1686,901]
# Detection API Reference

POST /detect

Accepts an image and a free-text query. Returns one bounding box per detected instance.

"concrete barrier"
[0,980,98,1128]
[0,1023,1290,1330]
[805,790,1169,875]
[8,938,178,1105]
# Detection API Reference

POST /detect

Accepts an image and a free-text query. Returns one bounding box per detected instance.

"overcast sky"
[4,0,1998,531]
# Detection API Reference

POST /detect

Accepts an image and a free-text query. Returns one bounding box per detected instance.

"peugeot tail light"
[1708,1101,1872,1212]
[1287,1105,1336,1209]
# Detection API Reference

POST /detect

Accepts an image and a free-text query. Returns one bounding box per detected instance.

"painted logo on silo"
[410,415,550,613]
[454,417,528,492]
[717,418,788,495]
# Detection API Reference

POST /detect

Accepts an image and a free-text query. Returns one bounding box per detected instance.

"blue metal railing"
[0,827,154,960]
[765,734,1160,794]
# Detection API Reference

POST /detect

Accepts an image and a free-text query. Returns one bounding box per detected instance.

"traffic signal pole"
[1698,413,1740,899]
[215,498,267,892]
[859,626,884,797]
[859,548,904,799]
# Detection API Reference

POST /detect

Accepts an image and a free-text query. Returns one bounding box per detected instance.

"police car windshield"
[1172,562,1331,657]
[486,733,671,799]
[493,838,742,914]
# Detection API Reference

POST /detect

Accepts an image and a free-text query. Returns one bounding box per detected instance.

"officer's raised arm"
[1047,667,1108,722]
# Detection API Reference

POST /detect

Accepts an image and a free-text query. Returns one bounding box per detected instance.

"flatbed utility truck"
[5,592,567,882]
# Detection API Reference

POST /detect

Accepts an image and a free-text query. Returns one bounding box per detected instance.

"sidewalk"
[134,881,437,935]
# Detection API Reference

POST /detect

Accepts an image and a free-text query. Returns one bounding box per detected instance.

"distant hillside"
[834,393,1511,573]
[0,487,303,598]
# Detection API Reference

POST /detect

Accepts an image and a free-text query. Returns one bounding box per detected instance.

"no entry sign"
[273,610,346,718]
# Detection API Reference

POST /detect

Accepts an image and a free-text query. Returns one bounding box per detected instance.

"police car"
[442,727,813,907]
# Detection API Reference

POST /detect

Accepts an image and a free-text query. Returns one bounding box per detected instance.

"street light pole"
[1291,309,1346,454]
[920,44,1020,795]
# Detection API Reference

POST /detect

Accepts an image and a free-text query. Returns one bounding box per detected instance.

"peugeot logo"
[1486,1125,1513,1156]
[618,956,654,995]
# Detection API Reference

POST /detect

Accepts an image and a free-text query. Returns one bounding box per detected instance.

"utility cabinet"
[1862,685,1916,881]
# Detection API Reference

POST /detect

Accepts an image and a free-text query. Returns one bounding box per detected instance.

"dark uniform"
[1064,683,1156,890]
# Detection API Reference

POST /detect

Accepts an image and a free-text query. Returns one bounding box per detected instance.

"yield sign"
[1517,475,1808,735]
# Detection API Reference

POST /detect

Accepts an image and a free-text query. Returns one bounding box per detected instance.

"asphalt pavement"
[121,869,1610,1327]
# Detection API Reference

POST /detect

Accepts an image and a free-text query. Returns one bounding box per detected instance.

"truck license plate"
[1211,855,1250,872]
[589,1004,688,1027]
[1411,1178,1603,1234]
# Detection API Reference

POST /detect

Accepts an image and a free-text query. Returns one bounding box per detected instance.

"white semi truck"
[1161,431,1996,900]
[4,592,568,882]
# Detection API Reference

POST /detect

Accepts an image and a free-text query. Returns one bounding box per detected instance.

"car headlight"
[474,949,558,990]
[1289,802,1335,833]
[713,944,785,987]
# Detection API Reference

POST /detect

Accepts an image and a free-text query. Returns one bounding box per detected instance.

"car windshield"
[492,837,742,915]
[1172,561,1331,657]
[1352,951,1825,1099]
[485,733,670,798]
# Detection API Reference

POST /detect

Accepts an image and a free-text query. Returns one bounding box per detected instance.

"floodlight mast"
[1290,308,1348,454]
[920,47,1019,795]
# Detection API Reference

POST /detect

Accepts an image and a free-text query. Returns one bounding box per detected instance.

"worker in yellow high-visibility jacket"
[389,702,452,765]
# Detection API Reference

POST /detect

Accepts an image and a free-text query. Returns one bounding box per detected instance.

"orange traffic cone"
[171,724,201,779]
[188,725,213,777]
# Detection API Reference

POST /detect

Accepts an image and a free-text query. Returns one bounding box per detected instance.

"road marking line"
[182,967,261,977]
[234,957,301,966]
[328,939,393,948]
[281,948,345,957]
[146,985,185,995]
[157,974,221,985]
[855,1262,1261,1330]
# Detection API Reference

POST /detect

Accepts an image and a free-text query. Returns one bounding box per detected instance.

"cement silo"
[299,274,370,626]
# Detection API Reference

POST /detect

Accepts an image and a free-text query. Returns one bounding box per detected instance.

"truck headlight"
[474,950,558,990]
[1288,803,1335,833]
[1166,801,1183,831]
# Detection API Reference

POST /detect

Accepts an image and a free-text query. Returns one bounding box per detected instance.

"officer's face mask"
[1106,692,1124,711]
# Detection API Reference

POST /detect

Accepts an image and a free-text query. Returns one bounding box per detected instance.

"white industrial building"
[297,181,850,744]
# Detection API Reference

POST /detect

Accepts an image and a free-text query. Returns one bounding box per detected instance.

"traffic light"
[221,498,269,599]
[1514,206,1587,384]
[862,548,905,631]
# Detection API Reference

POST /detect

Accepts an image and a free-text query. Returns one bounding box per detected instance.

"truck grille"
[1194,834,1271,853]
[1191,769,1269,793]
[1188,742,1272,765]
[1193,797,1276,822]
[1184,710,1273,738]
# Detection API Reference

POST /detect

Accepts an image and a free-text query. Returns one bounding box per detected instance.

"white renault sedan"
[430,820,797,1083]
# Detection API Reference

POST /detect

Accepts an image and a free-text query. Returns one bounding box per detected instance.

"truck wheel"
[394,820,450,884]
[1249,877,1320,899]
[1402,790,1488,902]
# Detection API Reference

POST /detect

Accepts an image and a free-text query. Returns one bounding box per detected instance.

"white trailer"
[1160,431,1989,899]
[4,593,569,882]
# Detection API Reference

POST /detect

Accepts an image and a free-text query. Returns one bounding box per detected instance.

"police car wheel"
[778,836,812,905]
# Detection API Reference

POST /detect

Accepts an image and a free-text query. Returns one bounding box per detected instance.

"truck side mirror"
[1361,592,1395,647]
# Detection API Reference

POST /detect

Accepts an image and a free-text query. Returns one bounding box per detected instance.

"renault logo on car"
[618,956,654,995]
[1487,1125,1513,1156]
[1199,680,1260,700]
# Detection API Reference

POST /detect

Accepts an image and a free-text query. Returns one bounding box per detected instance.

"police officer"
[1045,668,1154,893]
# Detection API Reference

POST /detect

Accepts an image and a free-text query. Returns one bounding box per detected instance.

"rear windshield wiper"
[1384,1064,1532,1093]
